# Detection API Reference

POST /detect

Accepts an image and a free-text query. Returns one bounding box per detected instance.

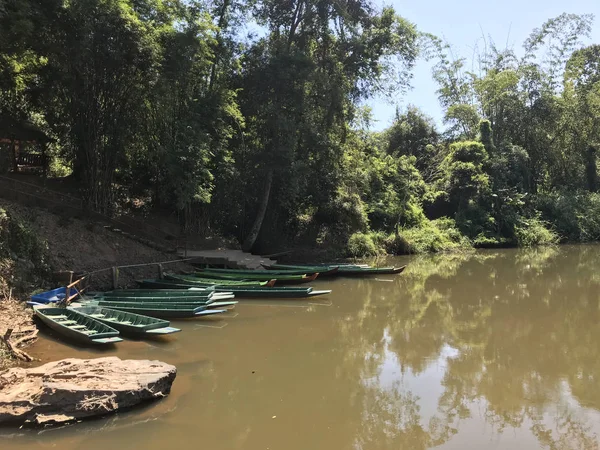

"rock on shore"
[0,357,176,426]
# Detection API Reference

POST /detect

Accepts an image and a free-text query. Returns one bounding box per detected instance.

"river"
[4,245,600,449]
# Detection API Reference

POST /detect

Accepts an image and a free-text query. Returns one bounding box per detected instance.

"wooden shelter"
[0,116,51,175]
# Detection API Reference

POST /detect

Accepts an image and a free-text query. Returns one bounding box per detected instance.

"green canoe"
[85,297,237,309]
[195,266,339,277]
[34,306,123,345]
[88,299,213,309]
[165,274,273,287]
[96,290,235,302]
[198,287,332,299]
[265,263,406,275]
[102,289,216,297]
[89,297,215,307]
[71,306,180,336]
[79,302,227,319]
[91,294,229,303]
[138,279,331,298]
[189,270,319,284]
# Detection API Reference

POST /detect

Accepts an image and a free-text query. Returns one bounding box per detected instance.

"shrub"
[472,233,510,248]
[535,191,600,242]
[347,232,380,257]
[390,218,471,254]
[514,218,559,247]
[317,189,369,235]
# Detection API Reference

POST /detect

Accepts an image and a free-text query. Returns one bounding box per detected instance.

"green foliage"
[535,192,600,242]
[472,233,510,249]
[514,218,559,247]
[391,218,470,254]
[347,232,381,257]
[445,104,480,139]
[317,189,370,237]
[478,120,496,154]
[366,154,426,231]
[386,107,439,168]
[447,141,488,165]
[487,144,530,192]
[0,207,50,293]
[439,141,492,238]
[1,6,599,255]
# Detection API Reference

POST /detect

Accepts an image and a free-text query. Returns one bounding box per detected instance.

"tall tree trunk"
[242,169,273,253]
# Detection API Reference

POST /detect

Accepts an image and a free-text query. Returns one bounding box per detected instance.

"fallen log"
[2,329,36,362]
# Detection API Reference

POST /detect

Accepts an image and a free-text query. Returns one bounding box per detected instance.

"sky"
[366,0,600,131]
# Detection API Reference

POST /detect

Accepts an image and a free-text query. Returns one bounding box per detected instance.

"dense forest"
[0,1,598,255]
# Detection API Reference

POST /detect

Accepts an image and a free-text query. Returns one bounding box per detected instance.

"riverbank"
[0,298,37,369]
[0,199,194,368]
[0,200,193,290]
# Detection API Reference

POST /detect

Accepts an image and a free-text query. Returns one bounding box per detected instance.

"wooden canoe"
[202,266,339,277]
[92,294,215,304]
[85,297,236,308]
[164,274,271,287]
[192,269,319,284]
[137,280,326,298]
[34,306,123,344]
[102,289,216,297]
[191,270,320,284]
[71,306,180,336]
[335,265,406,275]
[87,299,213,309]
[144,278,277,288]
[92,294,235,303]
[265,263,406,276]
[80,302,227,319]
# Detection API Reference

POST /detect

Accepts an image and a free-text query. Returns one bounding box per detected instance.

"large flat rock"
[0,356,176,426]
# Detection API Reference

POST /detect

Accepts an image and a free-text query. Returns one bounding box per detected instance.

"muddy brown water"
[4,246,600,449]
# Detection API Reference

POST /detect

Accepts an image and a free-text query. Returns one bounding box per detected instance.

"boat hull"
[81,303,227,319]
[266,263,406,275]
[137,280,321,298]
[190,271,318,285]
[71,306,181,336]
[34,307,122,345]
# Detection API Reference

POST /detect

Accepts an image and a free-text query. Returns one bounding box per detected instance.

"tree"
[564,44,600,192]
[44,0,162,213]
[386,106,440,171]
[235,0,419,251]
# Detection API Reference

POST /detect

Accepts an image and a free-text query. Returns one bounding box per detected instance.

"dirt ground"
[0,199,193,291]
[0,199,199,369]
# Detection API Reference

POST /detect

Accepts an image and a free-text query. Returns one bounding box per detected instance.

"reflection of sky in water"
[362,327,600,450]
[364,328,459,422]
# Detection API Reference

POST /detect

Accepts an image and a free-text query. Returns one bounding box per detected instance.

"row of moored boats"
[30,262,406,345]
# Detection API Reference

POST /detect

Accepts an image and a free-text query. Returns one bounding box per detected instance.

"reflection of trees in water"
[341,246,600,449]
[355,385,431,450]
[349,331,459,450]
